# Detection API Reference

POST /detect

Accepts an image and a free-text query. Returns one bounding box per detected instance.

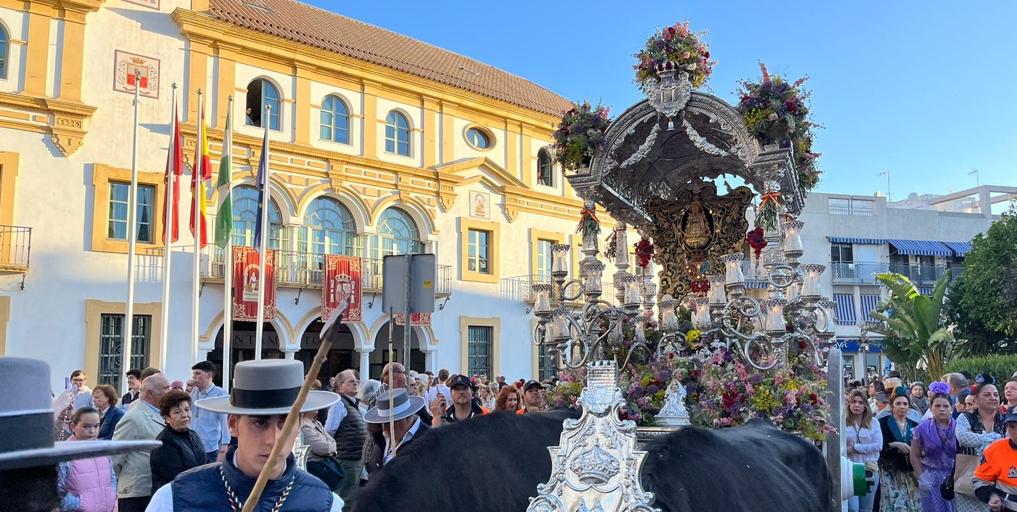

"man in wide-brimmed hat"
[146,358,344,511]
[363,388,428,466]
[0,357,159,512]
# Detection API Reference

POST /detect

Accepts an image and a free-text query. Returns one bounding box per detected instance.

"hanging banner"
[322,255,363,323]
[394,312,431,327]
[232,246,275,321]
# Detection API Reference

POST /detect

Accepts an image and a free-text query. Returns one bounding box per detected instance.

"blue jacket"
[98,406,124,440]
[169,448,334,511]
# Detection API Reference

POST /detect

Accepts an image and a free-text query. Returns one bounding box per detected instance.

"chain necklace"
[219,464,295,512]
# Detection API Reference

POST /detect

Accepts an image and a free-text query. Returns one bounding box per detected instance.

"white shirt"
[323,397,349,437]
[383,416,421,464]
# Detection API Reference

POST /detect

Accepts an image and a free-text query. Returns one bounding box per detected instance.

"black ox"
[352,410,832,512]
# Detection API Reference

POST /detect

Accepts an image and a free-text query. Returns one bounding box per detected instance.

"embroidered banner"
[322,255,363,323]
[232,247,275,321]
[394,312,431,327]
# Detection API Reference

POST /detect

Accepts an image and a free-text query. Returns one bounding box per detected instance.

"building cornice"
[0,92,96,156]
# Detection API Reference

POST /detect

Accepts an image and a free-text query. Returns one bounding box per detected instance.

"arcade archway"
[206,321,282,387]
[370,321,426,379]
[296,318,357,387]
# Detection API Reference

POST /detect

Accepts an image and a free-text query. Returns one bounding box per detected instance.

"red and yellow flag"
[189,106,212,247]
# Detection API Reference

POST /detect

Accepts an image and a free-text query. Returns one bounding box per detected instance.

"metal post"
[402,253,412,371]
[159,84,178,372]
[825,347,844,509]
[121,70,141,395]
[192,90,204,366]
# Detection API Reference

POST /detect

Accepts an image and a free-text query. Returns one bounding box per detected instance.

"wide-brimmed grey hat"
[0,357,160,471]
[196,359,340,415]
[364,388,424,423]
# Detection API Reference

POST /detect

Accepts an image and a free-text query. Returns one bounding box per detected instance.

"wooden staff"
[242,300,348,512]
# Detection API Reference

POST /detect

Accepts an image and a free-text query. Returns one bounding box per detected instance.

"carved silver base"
[528,360,660,512]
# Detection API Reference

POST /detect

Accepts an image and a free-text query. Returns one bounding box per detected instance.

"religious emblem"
[113,50,160,99]
[1009,466,1017,479]
[470,191,490,219]
[243,265,260,301]
[679,201,713,251]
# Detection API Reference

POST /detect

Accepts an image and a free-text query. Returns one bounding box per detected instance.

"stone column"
[282,348,296,360]
[358,347,372,379]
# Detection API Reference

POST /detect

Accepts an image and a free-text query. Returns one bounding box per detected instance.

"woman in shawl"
[909,385,956,512]
[878,386,921,512]
[955,379,1005,512]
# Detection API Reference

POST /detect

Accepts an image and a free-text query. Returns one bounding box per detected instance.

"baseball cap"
[448,374,476,390]
[1005,413,1017,424]
[523,380,545,392]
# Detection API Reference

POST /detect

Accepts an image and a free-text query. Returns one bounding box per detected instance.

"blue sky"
[312,1,1017,199]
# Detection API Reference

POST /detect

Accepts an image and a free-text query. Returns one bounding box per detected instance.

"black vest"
[170,449,333,511]
[333,395,366,460]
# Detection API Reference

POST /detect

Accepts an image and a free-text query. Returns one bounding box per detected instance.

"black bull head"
[352,410,833,512]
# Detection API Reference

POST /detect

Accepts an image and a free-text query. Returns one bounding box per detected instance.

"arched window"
[245,79,281,131]
[320,95,350,144]
[300,197,358,256]
[0,24,8,79]
[384,110,411,157]
[374,207,422,258]
[537,149,553,187]
[231,186,285,249]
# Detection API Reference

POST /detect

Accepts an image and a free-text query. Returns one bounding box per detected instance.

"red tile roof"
[208,0,572,117]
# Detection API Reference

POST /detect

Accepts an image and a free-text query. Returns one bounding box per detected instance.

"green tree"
[946,272,1016,356]
[952,205,1017,343]
[868,272,954,382]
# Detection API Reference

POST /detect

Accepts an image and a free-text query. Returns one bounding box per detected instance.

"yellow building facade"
[0,0,638,390]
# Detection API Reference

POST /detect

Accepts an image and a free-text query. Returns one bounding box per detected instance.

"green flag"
[214,107,233,248]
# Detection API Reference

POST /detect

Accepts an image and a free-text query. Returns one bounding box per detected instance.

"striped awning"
[828,237,886,245]
[835,339,883,353]
[943,241,973,257]
[918,286,934,296]
[888,239,953,257]
[833,293,857,325]
[860,294,882,320]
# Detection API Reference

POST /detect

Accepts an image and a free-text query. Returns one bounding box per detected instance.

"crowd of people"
[845,371,1017,512]
[42,361,551,511]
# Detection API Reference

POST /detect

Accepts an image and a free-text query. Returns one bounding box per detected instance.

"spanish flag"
[189,106,212,247]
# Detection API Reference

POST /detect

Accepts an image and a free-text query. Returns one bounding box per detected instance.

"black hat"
[523,380,545,392]
[448,374,476,391]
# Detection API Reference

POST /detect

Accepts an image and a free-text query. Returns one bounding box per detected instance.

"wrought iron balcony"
[830,261,888,285]
[0,225,31,273]
[500,274,582,304]
[201,246,452,297]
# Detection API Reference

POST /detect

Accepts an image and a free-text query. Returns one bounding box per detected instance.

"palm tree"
[867,271,954,382]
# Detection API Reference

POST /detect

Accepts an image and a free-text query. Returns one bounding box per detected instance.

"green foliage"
[944,354,1017,381]
[946,272,1017,356]
[953,205,1017,340]
[868,272,954,382]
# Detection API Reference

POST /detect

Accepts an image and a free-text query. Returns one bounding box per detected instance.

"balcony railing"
[500,274,583,304]
[202,246,452,297]
[0,225,31,272]
[831,261,964,285]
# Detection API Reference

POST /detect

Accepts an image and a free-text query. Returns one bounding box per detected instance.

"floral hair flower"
[929,381,950,395]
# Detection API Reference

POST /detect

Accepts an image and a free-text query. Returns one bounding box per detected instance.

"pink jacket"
[57,437,118,512]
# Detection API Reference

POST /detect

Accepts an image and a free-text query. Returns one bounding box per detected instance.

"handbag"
[940,462,955,500]
[306,456,345,491]
[953,453,979,497]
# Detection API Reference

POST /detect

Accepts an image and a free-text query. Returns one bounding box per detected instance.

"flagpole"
[121,70,141,396]
[222,96,234,390]
[159,84,178,372]
[192,89,204,367]
[254,105,271,360]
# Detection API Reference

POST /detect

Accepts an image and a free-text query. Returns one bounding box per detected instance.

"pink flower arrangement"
[634,21,715,89]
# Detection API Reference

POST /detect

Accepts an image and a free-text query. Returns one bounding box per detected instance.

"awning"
[860,294,882,320]
[834,339,883,353]
[828,237,886,245]
[887,239,953,257]
[943,241,973,257]
[833,293,857,326]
